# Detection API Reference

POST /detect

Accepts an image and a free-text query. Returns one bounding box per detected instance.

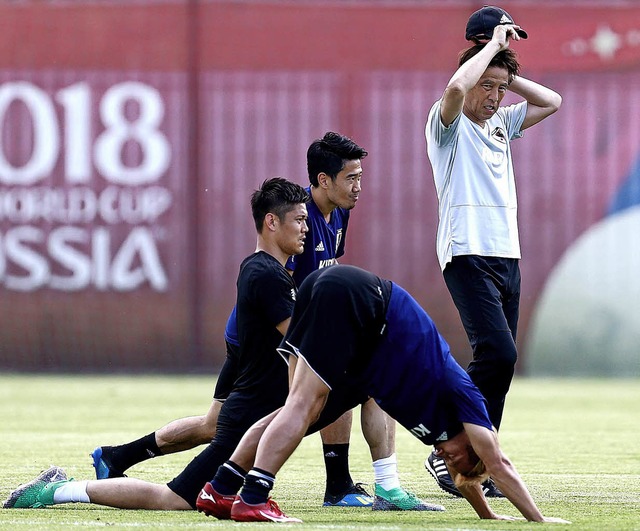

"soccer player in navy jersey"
[285,133,427,510]
[198,265,570,524]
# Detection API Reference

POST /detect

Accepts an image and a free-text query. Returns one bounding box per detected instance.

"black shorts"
[280,265,389,390]
[278,265,389,428]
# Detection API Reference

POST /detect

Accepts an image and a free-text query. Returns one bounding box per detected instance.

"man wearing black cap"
[424,6,562,498]
[466,5,529,43]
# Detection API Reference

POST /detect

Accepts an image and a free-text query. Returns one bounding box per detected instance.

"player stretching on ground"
[195,265,569,524]
[3,178,309,512]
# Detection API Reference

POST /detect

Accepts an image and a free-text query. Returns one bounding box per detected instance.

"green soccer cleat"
[372,484,445,512]
[3,466,69,509]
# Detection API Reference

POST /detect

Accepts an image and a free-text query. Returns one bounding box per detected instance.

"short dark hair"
[251,177,309,232]
[307,131,368,187]
[458,45,521,83]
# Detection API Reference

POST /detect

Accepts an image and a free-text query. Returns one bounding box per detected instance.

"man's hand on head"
[491,24,523,49]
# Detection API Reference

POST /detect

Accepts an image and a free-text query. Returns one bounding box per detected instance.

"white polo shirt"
[426,99,528,270]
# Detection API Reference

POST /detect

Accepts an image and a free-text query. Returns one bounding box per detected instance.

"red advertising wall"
[1,1,638,372]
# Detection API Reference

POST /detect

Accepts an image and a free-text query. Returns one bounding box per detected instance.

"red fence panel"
[1,1,639,374]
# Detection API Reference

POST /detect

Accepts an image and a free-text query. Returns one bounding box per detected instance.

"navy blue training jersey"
[363,283,493,444]
[286,186,349,285]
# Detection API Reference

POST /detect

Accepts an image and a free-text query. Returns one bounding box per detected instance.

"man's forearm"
[447,40,502,93]
[509,76,562,108]
[458,482,496,519]
[489,465,545,522]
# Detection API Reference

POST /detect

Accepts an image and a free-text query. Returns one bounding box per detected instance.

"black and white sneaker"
[481,478,505,498]
[425,452,505,498]
[424,452,462,497]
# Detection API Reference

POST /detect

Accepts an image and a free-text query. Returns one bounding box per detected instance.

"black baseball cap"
[465,5,528,41]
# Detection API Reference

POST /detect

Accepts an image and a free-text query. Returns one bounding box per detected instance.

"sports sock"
[53,480,90,504]
[110,433,161,472]
[211,460,246,495]
[323,443,353,496]
[373,453,401,491]
[239,468,275,505]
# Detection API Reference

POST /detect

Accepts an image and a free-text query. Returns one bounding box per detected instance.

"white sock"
[372,453,400,491]
[53,480,90,504]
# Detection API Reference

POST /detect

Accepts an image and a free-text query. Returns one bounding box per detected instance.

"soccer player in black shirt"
[4,178,310,512]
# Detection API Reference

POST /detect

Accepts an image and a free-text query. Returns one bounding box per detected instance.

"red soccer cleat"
[196,482,236,520]
[230,496,302,523]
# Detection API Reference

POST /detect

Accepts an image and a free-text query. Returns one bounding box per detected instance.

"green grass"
[0,375,638,530]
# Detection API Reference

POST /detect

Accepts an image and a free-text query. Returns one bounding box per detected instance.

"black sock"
[239,467,275,505]
[211,460,246,495]
[323,443,353,496]
[110,433,161,472]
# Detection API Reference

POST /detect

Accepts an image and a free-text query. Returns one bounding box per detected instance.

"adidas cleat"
[3,466,69,509]
[91,446,126,480]
[425,451,462,497]
[372,484,445,511]
[482,478,505,498]
[323,482,373,507]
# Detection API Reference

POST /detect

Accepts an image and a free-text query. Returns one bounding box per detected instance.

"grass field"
[0,374,638,530]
